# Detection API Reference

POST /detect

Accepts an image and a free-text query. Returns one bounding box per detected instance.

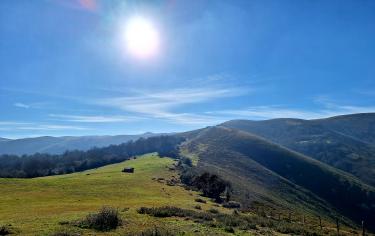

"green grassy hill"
[0,154,230,235]
[221,113,375,187]
[180,126,375,231]
[0,151,372,235]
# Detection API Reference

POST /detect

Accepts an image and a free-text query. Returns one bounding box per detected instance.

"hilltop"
[221,113,375,186]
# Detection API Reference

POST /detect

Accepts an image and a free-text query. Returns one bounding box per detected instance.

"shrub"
[80,206,121,231]
[222,201,241,209]
[208,208,219,214]
[0,226,11,235]
[194,198,206,203]
[51,232,81,236]
[224,226,235,233]
[216,214,246,227]
[194,205,202,210]
[137,206,212,221]
[133,227,176,236]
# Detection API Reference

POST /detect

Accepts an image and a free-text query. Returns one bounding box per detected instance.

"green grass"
[0,153,229,236]
[1,152,368,236]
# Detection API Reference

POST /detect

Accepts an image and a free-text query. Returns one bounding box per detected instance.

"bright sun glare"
[123,16,160,59]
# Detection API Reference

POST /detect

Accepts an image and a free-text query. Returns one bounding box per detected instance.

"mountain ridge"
[180,125,375,230]
[221,113,375,187]
[0,133,161,155]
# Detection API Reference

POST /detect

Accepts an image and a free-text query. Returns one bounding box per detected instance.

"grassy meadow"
[0,153,229,235]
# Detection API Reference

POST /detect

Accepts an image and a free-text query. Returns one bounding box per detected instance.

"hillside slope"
[180,126,375,230]
[0,154,230,235]
[221,113,375,186]
[0,133,159,155]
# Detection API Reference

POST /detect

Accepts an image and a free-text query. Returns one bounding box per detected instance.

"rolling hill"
[0,133,159,155]
[221,113,375,187]
[0,154,232,235]
[180,126,375,230]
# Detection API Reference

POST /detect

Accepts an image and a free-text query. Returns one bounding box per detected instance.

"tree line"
[0,135,184,178]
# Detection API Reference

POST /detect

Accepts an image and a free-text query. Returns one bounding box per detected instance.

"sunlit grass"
[0,153,228,235]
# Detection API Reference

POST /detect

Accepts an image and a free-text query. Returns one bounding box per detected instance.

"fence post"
[362,220,365,236]
[336,218,340,236]
[318,216,322,230]
[289,211,292,222]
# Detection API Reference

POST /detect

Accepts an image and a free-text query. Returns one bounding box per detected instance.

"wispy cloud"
[214,106,325,120]
[94,86,247,125]
[214,103,375,120]
[17,124,89,131]
[14,103,30,109]
[13,101,54,110]
[49,114,140,123]
[0,121,89,131]
[0,121,32,126]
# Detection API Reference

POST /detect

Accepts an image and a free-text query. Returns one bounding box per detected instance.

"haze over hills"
[179,125,375,230]
[0,132,160,155]
[221,113,375,187]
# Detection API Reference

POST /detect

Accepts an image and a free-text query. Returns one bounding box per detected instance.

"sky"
[1,0,375,138]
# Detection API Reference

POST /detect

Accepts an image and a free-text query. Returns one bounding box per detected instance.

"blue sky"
[1,0,375,138]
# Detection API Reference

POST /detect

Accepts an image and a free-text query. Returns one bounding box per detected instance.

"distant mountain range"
[0,133,159,155]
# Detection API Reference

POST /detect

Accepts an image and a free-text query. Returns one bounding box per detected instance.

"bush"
[222,201,241,209]
[137,206,212,221]
[0,225,11,235]
[194,198,206,203]
[194,205,202,210]
[80,206,121,231]
[224,226,235,233]
[51,232,81,236]
[132,227,176,236]
[208,208,219,214]
[216,214,246,227]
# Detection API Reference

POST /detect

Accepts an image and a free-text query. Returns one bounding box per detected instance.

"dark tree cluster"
[180,169,230,202]
[0,135,184,178]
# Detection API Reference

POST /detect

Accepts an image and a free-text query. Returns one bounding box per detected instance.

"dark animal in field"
[122,167,134,173]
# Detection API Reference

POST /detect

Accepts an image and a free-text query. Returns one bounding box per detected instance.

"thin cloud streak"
[0,121,89,131]
[94,86,246,125]
[17,124,89,131]
[0,121,33,126]
[215,104,375,120]
[49,114,141,123]
[14,103,30,109]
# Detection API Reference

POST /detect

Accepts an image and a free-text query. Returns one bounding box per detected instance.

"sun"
[123,16,160,59]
